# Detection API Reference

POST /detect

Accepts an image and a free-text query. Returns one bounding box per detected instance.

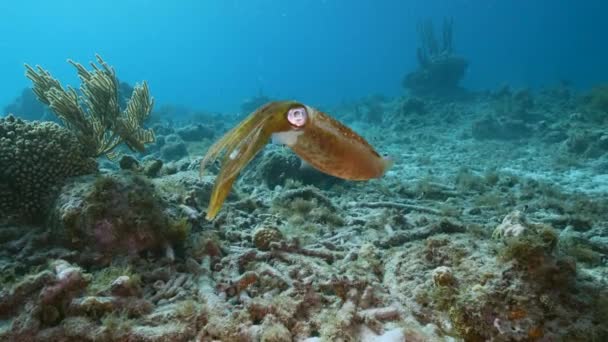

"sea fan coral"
[25,54,155,159]
[403,17,468,97]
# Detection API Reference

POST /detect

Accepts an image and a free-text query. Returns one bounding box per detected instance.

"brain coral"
[0,115,97,222]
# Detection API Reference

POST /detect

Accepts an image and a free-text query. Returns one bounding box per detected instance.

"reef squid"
[200,101,393,220]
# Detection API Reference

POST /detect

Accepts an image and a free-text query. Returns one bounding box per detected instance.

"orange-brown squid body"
[200,101,392,220]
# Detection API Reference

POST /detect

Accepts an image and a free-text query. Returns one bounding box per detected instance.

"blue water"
[1,0,607,113]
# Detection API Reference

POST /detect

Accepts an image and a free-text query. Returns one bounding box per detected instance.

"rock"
[400,97,427,116]
[564,131,608,158]
[543,130,568,143]
[118,155,140,171]
[256,148,342,189]
[176,124,214,142]
[432,266,455,287]
[260,315,291,342]
[566,132,592,154]
[148,134,166,153]
[150,123,174,136]
[160,134,189,161]
[143,159,163,178]
[472,116,532,140]
[252,226,284,251]
[493,210,528,239]
[49,173,187,261]
[110,275,142,297]
[256,149,300,188]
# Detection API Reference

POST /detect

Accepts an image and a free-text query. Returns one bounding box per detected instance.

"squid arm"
[200,102,295,220]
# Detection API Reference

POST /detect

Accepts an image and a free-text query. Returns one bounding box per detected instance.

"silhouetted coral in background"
[403,18,468,98]
[2,87,46,121]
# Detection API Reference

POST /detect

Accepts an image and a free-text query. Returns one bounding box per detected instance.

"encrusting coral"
[25,54,155,159]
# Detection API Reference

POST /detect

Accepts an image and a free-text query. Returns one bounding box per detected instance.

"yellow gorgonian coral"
[25,54,155,160]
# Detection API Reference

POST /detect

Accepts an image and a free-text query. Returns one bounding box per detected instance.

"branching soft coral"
[25,54,155,159]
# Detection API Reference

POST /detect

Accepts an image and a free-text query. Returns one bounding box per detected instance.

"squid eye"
[286,107,307,128]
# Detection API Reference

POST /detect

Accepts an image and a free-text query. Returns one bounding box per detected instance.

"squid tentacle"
[205,124,271,219]
[199,104,273,175]
[200,103,287,219]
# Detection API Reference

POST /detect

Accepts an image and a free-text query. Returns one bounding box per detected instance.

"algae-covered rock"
[50,172,188,262]
[471,116,532,140]
[399,96,427,116]
[256,148,300,188]
[255,148,343,189]
[143,158,163,178]
[260,314,291,342]
[160,134,189,161]
[431,266,455,287]
[176,124,214,142]
[492,210,528,239]
[252,226,284,251]
[118,155,140,171]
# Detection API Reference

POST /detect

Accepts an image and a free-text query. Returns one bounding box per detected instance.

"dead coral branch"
[25,54,155,159]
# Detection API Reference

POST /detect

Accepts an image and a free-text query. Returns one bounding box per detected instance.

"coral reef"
[1,79,608,341]
[2,87,47,121]
[403,18,468,98]
[160,134,189,161]
[0,115,97,223]
[25,54,155,159]
[176,123,215,142]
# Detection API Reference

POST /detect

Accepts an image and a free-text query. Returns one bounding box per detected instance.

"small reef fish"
[200,101,393,220]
